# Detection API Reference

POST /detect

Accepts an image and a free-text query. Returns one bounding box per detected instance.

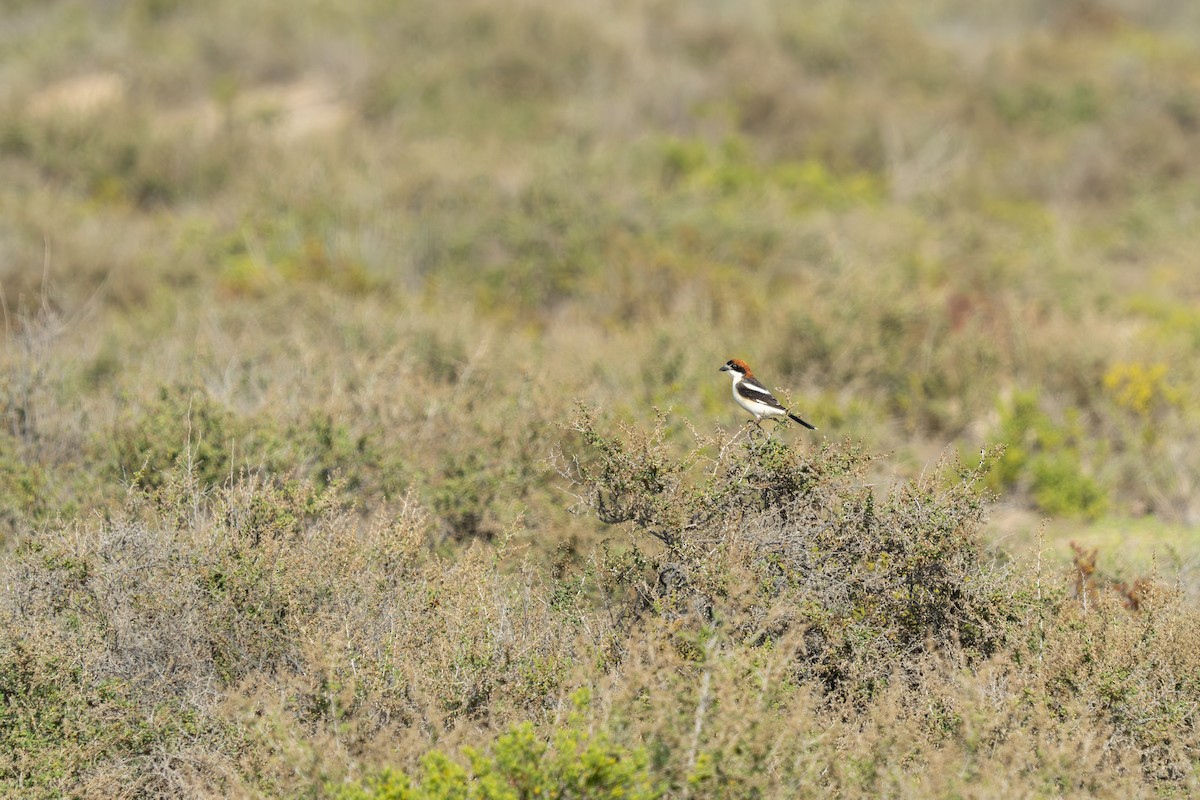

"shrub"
[656,134,882,208]
[984,390,1108,519]
[1102,361,1179,419]
[0,468,589,796]
[428,449,503,542]
[331,692,662,800]
[560,409,1018,697]
[1030,452,1107,520]
[102,383,238,489]
[0,432,50,535]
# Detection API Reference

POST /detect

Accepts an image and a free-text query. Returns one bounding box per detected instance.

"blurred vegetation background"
[2,0,1199,796]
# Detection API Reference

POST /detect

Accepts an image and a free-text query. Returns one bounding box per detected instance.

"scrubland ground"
[1,0,1199,796]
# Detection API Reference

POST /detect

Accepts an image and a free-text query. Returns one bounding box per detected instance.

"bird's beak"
[718,365,729,372]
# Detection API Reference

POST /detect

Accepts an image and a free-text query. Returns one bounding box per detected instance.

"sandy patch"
[151,74,350,142]
[28,71,126,117]
[237,75,350,140]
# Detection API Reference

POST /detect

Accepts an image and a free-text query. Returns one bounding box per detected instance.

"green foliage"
[104,383,237,489]
[0,433,49,533]
[429,449,503,541]
[991,80,1102,131]
[658,134,882,209]
[1128,294,1200,350]
[217,230,379,299]
[332,694,662,800]
[100,385,404,502]
[256,410,405,497]
[12,113,238,209]
[217,253,273,297]
[1030,453,1107,521]
[986,391,1107,520]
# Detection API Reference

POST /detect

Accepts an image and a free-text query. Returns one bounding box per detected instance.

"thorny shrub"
[555,411,1200,791]
[560,407,1021,697]
[0,467,590,798]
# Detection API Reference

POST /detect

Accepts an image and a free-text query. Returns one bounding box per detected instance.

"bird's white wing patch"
[738,377,773,397]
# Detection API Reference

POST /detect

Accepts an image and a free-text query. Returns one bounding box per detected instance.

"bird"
[719,358,816,430]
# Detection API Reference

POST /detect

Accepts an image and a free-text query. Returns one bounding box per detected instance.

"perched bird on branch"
[719,358,816,430]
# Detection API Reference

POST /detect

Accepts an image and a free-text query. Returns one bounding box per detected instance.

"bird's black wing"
[736,377,786,410]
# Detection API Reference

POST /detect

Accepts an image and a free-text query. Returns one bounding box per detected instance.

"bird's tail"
[789,413,817,430]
